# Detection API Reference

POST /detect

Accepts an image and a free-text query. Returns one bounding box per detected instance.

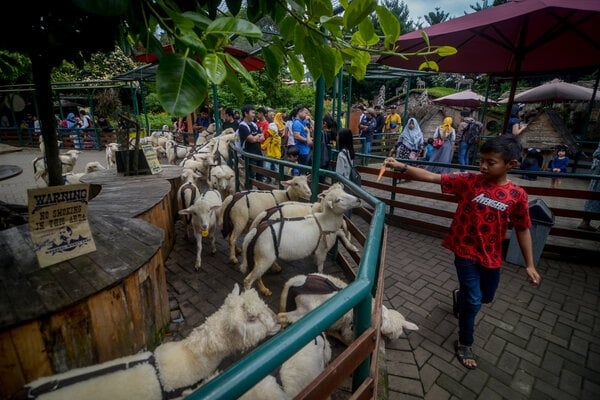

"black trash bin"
[506,198,555,267]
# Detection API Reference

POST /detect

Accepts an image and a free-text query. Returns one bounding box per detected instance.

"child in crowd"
[384,135,541,370]
[285,145,301,176]
[520,147,543,181]
[550,145,569,188]
[422,138,435,161]
[261,122,282,182]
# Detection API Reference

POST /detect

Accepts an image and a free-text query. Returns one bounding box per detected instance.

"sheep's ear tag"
[201,230,209,237]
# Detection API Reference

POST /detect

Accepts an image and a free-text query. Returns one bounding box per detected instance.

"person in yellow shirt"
[384,105,402,133]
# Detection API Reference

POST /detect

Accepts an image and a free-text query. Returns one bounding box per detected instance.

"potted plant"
[114,114,150,175]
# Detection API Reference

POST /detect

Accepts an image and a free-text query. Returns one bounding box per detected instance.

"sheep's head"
[282,174,312,201]
[380,306,419,340]
[320,184,361,214]
[224,285,280,350]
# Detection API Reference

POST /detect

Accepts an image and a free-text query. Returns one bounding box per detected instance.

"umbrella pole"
[582,68,599,141]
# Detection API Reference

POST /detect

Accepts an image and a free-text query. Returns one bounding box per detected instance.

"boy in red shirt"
[384,135,541,370]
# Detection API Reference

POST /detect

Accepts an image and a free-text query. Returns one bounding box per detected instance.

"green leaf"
[182,11,213,29]
[420,31,430,48]
[204,53,227,85]
[343,0,376,30]
[206,17,262,39]
[352,19,379,46]
[287,53,305,83]
[437,46,458,57]
[376,6,400,50]
[349,49,371,81]
[279,16,297,42]
[303,48,322,82]
[318,46,342,88]
[156,54,207,115]
[294,25,307,55]
[176,32,207,59]
[222,68,246,104]
[262,46,284,79]
[308,0,333,20]
[320,16,344,36]
[418,60,439,72]
[223,53,253,84]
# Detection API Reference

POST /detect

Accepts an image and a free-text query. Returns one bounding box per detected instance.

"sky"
[404,0,476,22]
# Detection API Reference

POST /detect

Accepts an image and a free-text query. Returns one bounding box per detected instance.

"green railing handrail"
[186,151,386,399]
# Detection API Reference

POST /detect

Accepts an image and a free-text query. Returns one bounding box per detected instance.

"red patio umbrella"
[134,45,265,72]
[432,89,498,108]
[499,79,600,103]
[377,0,600,126]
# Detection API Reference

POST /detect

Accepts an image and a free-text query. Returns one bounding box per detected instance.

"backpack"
[234,121,249,151]
[463,120,483,145]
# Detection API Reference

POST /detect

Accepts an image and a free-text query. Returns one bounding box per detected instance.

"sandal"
[455,340,477,369]
[452,289,459,319]
[577,223,597,232]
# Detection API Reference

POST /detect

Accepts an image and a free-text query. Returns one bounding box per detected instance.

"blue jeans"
[454,256,500,347]
[365,141,372,154]
[457,140,471,171]
[248,158,264,181]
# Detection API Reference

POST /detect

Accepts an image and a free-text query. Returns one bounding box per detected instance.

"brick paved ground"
[1,145,599,399]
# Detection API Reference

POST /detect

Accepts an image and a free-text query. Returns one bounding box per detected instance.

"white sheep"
[178,189,223,270]
[247,185,355,245]
[166,139,189,165]
[33,149,81,185]
[63,161,106,184]
[240,183,361,296]
[39,136,62,155]
[220,174,312,265]
[207,129,236,163]
[105,142,120,169]
[243,196,358,276]
[278,273,419,345]
[24,284,280,400]
[179,153,217,181]
[238,333,332,400]
[177,175,202,241]
[208,164,235,200]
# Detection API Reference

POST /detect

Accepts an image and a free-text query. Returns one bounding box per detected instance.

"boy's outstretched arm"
[515,228,541,286]
[383,157,442,184]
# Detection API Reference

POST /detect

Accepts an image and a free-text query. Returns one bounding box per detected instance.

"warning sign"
[28,184,96,268]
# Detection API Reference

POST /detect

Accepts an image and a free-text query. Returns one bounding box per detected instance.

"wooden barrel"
[0,215,169,399]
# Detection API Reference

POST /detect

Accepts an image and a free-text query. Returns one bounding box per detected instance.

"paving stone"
[510,368,534,396]
[534,380,578,400]
[497,351,520,375]
[461,367,489,394]
[419,363,441,393]
[559,368,583,397]
[486,377,529,400]
[435,373,476,400]
[423,383,450,400]
[387,376,424,397]
[519,359,560,386]
[476,387,503,400]
[483,335,506,358]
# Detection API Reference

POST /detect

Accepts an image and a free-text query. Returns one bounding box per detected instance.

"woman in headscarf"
[391,117,424,161]
[426,116,456,173]
[65,112,78,129]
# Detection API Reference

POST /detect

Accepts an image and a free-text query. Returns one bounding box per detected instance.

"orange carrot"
[377,164,386,182]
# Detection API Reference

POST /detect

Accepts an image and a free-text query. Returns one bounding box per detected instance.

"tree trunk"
[31,50,62,186]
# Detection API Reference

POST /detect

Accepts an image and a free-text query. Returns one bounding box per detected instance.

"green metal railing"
[186,151,386,399]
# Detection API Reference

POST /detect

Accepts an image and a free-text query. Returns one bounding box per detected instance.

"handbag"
[344,150,361,186]
[433,136,444,149]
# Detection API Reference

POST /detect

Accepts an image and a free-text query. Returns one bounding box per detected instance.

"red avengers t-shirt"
[441,173,531,268]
